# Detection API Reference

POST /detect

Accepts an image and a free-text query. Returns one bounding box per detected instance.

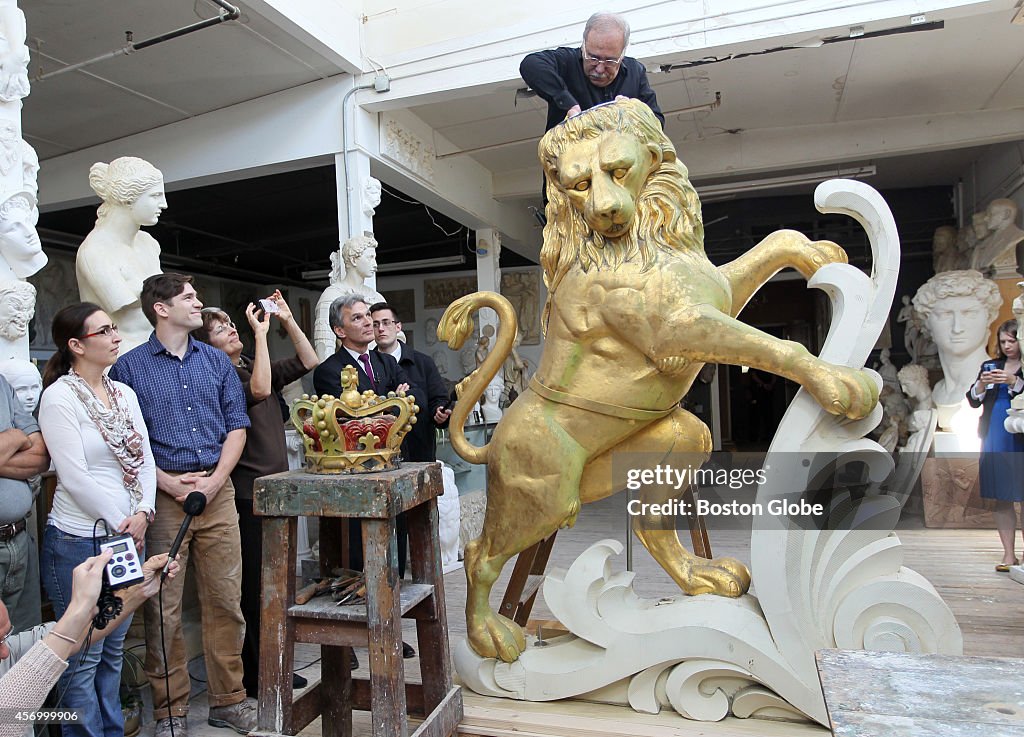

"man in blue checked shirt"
[109,273,255,737]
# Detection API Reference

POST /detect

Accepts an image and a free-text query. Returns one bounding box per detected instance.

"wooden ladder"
[500,485,712,626]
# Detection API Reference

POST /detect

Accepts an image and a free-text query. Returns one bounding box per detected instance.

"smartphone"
[258,298,280,314]
[983,361,998,389]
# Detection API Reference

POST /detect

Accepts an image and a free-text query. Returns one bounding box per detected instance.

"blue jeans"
[41,525,131,737]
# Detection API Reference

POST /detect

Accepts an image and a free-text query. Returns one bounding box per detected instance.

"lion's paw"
[467,609,528,663]
[813,365,879,420]
[681,556,751,598]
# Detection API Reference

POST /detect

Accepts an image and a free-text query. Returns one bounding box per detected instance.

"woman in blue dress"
[967,319,1024,571]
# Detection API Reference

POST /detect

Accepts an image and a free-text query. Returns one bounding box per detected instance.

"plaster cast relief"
[969,199,1024,276]
[0,121,17,177]
[312,236,384,360]
[76,157,166,353]
[382,117,435,180]
[500,269,541,345]
[0,4,29,103]
[0,278,34,340]
[20,139,37,198]
[0,356,39,413]
[361,176,381,217]
[912,270,1000,424]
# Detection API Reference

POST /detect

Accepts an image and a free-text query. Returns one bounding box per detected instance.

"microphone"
[162,492,208,580]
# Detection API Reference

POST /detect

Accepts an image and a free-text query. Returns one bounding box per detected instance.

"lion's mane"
[538,100,705,330]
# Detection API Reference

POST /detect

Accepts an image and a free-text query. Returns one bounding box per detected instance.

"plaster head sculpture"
[0,279,35,340]
[972,212,991,240]
[362,177,382,217]
[0,357,40,413]
[897,363,931,411]
[76,156,166,353]
[20,140,37,199]
[0,192,44,279]
[912,269,1000,416]
[342,235,378,280]
[931,225,957,273]
[90,157,167,226]
[970,199,1024,273]
[481,375,504,423]
[986,199,1018,232]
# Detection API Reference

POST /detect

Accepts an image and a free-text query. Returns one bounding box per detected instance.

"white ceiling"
[17,1,1024,208]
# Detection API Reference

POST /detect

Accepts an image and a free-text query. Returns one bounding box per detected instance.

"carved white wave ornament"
[453,180,962,725]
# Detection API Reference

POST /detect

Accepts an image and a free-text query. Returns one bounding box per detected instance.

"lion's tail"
[436,291,517,464]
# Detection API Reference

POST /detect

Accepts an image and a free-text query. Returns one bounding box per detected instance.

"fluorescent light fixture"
[696,165,876,201]
[301,269,330,280]
[376,255,466,273]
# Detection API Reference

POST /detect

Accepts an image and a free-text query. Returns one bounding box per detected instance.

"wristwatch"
[140,509,156,523]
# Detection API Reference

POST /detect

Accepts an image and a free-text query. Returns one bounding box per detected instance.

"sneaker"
[152,717,188,737]
[207,698,257,734]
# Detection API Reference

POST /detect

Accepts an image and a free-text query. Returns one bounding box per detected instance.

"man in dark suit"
[312,294,419,660]
[370,302,451,463]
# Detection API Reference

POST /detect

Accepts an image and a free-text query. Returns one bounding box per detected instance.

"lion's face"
[550,131,661,238]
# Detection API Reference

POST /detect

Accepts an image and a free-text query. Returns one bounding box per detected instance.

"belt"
[169,466,217,475]
[0,519,26,542]
[528,376,677,421]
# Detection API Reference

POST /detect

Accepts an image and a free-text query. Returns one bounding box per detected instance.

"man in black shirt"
[520,11,664,133]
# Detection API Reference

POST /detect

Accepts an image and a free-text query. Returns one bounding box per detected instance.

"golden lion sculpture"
[438,99,878,663]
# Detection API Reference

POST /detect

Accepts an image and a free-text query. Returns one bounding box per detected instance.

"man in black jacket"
[519,11,664,133]
[370,302,452,463]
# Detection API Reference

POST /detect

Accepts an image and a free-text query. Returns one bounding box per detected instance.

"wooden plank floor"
[216,494,1024,737]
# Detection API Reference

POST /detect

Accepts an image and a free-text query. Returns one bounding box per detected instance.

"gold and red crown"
[290,365,418,474]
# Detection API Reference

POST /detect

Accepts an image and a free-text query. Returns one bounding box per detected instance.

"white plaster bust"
[0,357,40,413]
[971,199,1024,273]
[912,270,1000,412]
[0,191,44,280]
[362,177,382,217]
[897,363,931,414]
[0,279,34,341]
[76,157,166,353]
[481,376,504,423]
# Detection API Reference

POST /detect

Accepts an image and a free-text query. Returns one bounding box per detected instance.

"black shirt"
[520,46,664,132]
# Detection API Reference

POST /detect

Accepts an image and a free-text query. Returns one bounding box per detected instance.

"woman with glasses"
[192,290,318,696]
[36,302,156,737]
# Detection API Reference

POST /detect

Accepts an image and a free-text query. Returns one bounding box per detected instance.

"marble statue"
[0,357,39,413]
[475,325,494,368]
[314,251,345,360]
[362,176,382,218]
[438,462,462,574]
[912,270,1000,426]
[312,236,385,359]
[438,100,877,664]
[0,191,44,280]
[502,334,529,404]
[931,225,958,274]
[897,362,934,433]
[970,199,1024,275]
[76,157,166,352]
[873,348,899,392]
[0,279,34,341]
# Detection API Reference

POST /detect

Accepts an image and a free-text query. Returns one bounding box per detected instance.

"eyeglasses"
[0,626,13,648]
[373,319,397,328]
[582,42,623,68]
[80,325,119,339]
[211,321,237,337]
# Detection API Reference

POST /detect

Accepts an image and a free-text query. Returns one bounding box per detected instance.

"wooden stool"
[253,462,463,737]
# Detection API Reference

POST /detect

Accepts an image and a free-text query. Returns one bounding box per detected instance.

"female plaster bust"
[75,157,166,352]
[0,192,44,281]
[911,270,1001,410]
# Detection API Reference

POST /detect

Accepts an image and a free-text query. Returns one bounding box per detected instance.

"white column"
[334,149,379,289]
[475,228,501,336]
[0,0,43,363]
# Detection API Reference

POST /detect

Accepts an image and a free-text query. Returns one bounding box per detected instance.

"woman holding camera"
[192,290,318,696]
[967,319,1024,571]
[37,303,156,737]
